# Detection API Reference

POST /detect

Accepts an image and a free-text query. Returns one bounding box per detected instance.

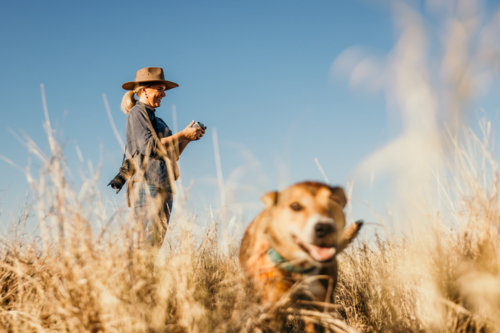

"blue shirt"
[126,101,174,192]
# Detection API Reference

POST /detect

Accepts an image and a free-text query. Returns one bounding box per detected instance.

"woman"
[121,67,205,247]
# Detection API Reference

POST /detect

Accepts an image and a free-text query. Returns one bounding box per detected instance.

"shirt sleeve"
[126,108,159,158]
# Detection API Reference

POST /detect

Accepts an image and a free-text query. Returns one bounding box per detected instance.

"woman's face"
[142,84,167,108]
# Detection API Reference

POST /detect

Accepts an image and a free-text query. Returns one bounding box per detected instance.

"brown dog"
[239,181,363,305]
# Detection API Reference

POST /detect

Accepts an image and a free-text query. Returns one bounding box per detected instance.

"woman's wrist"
[172,131,186,142]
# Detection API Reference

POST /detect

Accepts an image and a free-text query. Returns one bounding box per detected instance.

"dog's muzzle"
[314,222,336,238]
[294,215,339,262]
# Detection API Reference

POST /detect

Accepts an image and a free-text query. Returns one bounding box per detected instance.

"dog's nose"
[314,222,335,238]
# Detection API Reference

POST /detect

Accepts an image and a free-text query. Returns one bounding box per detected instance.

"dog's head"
[262,181,361,267]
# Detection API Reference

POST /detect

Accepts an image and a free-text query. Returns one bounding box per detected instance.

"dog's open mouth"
[294,237,336,263]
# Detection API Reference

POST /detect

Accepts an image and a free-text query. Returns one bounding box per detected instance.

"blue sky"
[1,0,500,235]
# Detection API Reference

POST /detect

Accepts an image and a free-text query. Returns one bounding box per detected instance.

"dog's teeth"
[329,248,336,256]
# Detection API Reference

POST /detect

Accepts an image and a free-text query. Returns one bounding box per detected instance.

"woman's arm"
[159,121,205,153]
[127,108,161,157]
[159,131,187,149]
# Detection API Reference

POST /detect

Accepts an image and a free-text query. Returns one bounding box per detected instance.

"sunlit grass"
[1,113,500,333]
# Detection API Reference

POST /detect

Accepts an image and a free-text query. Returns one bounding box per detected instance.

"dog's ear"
[261,191,278,208]
[343,220,363,241]
[330,186,347,208]
[337,220,363,253]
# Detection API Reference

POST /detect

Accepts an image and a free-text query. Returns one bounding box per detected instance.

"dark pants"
[133,182,173,247]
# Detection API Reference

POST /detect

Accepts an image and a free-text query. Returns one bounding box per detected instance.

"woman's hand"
[182,120,206,141]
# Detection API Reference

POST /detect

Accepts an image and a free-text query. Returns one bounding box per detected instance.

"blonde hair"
[120,85,147,114]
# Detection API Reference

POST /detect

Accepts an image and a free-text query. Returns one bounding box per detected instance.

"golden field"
[1,118,500,333]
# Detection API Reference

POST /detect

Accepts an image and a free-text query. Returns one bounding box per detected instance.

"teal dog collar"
[266,247,316,274]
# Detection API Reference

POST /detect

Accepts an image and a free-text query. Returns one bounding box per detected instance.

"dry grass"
[334,124,500,332]
[0,124,362,333]
[1,122,500,333]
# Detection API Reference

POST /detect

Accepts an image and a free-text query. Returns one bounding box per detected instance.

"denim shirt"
[126,101,174,192]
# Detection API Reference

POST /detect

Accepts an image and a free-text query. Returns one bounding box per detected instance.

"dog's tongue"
[304,243,336,262]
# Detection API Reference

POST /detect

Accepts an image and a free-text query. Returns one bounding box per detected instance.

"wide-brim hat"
[122,67,179,91]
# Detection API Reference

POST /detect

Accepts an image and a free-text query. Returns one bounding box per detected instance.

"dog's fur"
[239,181,362,305]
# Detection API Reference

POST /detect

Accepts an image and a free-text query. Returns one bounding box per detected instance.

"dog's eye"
[290,202,303,211]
